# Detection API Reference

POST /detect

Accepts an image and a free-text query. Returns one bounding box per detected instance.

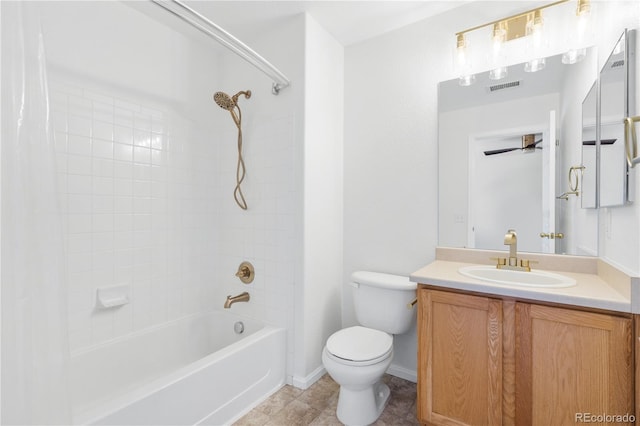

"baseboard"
[290,364,416,389]
[387,364,417,383]
[290,365,326,390]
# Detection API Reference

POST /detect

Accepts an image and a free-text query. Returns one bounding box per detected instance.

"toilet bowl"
[321,271,416,426]
[322,326,393,425]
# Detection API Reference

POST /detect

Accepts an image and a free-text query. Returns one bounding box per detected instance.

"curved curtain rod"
[151,0,291,95]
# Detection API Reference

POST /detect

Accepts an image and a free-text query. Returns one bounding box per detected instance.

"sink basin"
[458,265,576,288]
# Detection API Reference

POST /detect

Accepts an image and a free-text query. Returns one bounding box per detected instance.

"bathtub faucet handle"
[235,261,255,284]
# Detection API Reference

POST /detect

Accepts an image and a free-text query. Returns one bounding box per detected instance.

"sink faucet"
[492,229,534,272]
[504,229,518,266]
[224,292,250,308]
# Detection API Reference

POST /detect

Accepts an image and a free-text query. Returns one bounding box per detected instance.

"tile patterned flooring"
[234,374,420,426]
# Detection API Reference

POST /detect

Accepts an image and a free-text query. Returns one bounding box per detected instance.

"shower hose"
[232,107,247,210]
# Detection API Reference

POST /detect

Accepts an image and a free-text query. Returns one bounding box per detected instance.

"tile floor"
[234,374,420,426]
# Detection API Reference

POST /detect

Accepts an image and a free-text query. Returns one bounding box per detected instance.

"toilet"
[322,271,417,425]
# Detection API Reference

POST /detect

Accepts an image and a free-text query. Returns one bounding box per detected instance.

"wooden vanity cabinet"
[515,303,633,426]
[417,289,503,425]
[417,287,634,426]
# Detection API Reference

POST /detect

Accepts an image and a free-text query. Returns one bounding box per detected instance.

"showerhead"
[213,90,251,111]
[214,92,235,110]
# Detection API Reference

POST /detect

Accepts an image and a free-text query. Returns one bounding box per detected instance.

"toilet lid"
[326,326,393,362]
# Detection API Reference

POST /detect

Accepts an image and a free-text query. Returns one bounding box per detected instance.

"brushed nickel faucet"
[224,292,250,308]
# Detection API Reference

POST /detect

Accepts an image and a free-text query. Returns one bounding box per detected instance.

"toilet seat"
[326,326,393,366]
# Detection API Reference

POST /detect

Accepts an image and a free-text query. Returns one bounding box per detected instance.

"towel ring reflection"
[569,165,585,192]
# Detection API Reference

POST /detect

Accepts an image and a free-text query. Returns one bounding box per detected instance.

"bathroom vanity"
[411,247,639,426]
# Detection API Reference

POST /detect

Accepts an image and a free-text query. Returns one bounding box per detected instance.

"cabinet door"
[418,289,502,425]
[515,303,633,425]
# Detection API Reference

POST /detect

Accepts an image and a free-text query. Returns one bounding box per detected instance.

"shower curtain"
[1,3,72,424]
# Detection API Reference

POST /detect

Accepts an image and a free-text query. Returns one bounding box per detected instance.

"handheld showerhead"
[213,88,253,210]
[213,90,251,110]
[214,91,235,110]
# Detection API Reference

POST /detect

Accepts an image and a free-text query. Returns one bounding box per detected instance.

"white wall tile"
[92,139,114,159]
[68,135,91,156]
[49,30,296,355]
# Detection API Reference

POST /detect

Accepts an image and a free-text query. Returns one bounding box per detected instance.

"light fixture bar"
[455,0,569,39]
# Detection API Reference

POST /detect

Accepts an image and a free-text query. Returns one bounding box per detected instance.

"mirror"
[439,48,597,255]
[599,29,636,206]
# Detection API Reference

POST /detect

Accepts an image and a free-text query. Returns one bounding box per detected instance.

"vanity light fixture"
[455,0,591,84]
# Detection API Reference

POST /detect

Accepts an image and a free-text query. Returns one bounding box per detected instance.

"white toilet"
[322,271,417,425]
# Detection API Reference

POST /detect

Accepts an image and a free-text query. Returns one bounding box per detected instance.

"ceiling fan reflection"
[483,134,542,156]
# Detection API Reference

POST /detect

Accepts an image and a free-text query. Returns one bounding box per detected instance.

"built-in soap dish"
[96,283,130,309]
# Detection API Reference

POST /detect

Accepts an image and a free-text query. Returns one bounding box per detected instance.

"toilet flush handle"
[407,298,418,309]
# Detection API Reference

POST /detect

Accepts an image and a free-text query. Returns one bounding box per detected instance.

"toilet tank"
[351,271,417,334]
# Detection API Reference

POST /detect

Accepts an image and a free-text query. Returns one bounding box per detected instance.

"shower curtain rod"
[151,0,291,95]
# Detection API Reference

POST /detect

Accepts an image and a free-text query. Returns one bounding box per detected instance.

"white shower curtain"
[1,2,72,424]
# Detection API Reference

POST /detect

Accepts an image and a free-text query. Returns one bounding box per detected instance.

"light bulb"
[524,58,546,72]
[492,23,506,56]
[458,74,476,87]
[489,67,508,80]
[525,10,544,49]
[562,48,586,64]
[456,33,467,67]
[575,0,591,43]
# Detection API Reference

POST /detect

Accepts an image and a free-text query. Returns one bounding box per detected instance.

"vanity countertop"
[410,247,637,314]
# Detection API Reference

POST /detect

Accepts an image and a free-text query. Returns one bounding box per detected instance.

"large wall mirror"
[599,29,636,207]
[439,48,598,256]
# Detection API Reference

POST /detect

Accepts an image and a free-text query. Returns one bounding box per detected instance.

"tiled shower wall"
[212,111,297,329]
[40,1,299,359]
[49,80,297,354]
[51,80,218,353]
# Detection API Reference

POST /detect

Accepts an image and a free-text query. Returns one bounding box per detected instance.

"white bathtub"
[71,312,286,425]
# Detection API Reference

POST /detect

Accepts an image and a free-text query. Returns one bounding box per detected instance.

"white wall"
[344,12,446,381]
[296,14,344,387]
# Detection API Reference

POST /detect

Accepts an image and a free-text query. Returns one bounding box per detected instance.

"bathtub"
[71,312,286,425]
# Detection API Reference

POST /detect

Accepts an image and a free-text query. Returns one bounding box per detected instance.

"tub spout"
[224,292,250,309]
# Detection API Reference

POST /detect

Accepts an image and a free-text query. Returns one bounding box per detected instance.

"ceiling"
[185,1,472,46]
